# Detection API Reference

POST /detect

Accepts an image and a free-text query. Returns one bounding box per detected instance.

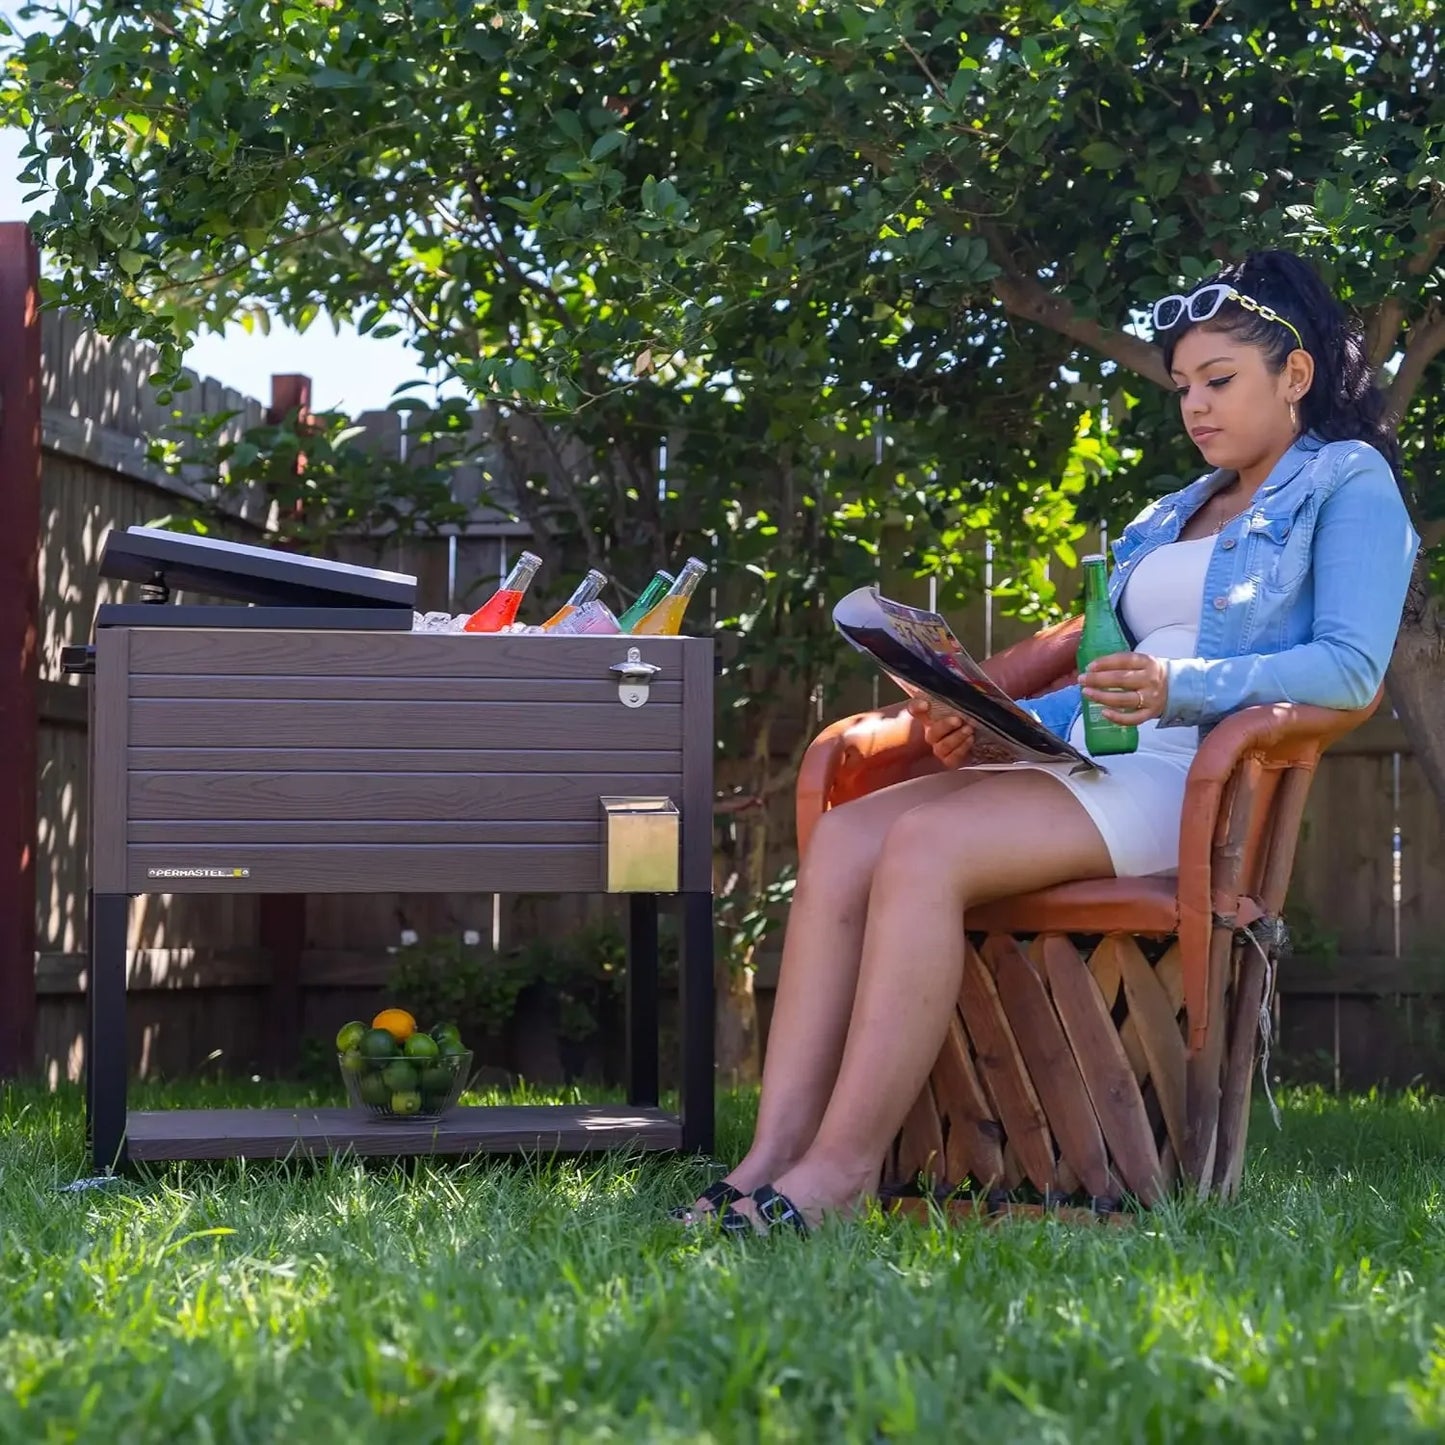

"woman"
[680,250,1420,1235]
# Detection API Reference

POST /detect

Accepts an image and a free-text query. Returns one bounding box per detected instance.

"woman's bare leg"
[736,770,1114,1226]
[683,768,981,1215]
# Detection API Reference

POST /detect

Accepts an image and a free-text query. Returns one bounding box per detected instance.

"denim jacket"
[1024,433,1421,742]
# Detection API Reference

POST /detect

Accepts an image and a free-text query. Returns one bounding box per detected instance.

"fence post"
[0,224,41,1077]
[258,373,313,1073]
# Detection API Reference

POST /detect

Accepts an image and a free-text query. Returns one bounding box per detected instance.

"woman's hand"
[1080,652,1169,724]
[907,696,976,768]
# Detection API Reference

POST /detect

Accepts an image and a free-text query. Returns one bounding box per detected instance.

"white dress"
[993,537,1214,878]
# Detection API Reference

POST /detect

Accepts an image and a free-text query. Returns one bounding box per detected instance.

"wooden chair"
[796,615,1378,1204]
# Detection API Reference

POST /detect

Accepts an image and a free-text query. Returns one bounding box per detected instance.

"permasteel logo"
[146,867,251,879]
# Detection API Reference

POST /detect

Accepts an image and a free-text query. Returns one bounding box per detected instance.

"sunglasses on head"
[1151,283,1304,351]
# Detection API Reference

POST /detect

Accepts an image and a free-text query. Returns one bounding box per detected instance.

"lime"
[382,1059,418,1092]
[438,1036,467,1058]
[390,1090,423,1116]
[340,1048,366,1075]
[420,1064,453,1095]
[431,1022,462,1046]
[360,1027,398,1060]
[358,1072,391,1107]
[404,1032,439,1060]
[335,1020,367,1053]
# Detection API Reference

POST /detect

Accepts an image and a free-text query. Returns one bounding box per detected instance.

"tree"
[7,0,1441,1070]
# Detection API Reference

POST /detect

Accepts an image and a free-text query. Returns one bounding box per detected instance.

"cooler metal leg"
[88,892,129,1173]
[626,893,660,1107]
[679,890,715,1154]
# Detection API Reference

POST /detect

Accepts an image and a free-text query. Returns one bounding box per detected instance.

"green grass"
[2,1081,1444,1443]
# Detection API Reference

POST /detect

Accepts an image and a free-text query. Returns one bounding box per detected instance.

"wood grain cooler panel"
[92,629,712,897]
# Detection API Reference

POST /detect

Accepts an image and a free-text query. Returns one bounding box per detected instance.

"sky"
[0,128,439,416]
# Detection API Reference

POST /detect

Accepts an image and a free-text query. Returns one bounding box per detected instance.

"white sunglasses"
[1151,283,1304,351]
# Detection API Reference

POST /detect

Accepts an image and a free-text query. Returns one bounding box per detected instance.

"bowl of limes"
[336,1009,473,1120]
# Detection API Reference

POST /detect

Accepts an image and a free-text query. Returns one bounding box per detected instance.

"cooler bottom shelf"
[124,1104,682,1162]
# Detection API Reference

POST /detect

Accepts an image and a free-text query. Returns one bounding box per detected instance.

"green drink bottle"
[1078,553,1138,756]
[617,569,674,632]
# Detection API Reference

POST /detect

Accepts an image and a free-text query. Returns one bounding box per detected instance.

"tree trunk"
[714,959,760,1087]
[1387,557,1445,805]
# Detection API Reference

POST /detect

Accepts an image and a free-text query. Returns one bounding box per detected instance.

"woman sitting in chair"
[678,249,1420,1236]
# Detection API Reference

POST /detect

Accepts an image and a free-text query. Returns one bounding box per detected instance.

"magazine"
[832,586,1103,773]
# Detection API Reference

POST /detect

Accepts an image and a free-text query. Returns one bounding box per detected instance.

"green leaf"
[1080,141,1128,171]
[589,130,626,161]
[312,67,362,89]
[553,109,584,145]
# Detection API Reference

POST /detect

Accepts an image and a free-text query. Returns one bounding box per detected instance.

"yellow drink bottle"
[630,556,708,636]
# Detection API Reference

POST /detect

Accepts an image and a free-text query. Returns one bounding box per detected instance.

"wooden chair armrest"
[981,613,1084,700]
[796,703,933,854]
[1175,695,1381,1049]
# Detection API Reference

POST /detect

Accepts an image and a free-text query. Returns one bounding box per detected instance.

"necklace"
[1209,494,1253,534]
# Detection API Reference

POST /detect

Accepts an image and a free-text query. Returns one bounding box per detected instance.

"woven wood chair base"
[886,1195,1136,1229]
[885,930,1269,1206]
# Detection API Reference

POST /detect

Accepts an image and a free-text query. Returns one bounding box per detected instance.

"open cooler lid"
[98,526,418,610]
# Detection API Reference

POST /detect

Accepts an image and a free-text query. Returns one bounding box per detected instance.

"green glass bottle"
[617,569,674,632]
[1078,553,1139,756]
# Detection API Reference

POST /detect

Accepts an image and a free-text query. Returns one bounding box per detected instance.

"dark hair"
[1159,249,1401,477]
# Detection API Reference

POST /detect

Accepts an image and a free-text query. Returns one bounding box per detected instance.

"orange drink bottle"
[541,569,608,631]
[630,556,708,636]
[550,599,623,634]
[461,551,542,633]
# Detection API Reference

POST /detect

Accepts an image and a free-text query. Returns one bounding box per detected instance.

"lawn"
[1,1080,1443,1443]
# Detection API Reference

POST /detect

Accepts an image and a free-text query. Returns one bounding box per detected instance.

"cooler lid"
[98,526,417,610]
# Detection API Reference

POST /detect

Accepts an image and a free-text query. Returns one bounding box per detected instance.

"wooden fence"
[9,237,1445,1090]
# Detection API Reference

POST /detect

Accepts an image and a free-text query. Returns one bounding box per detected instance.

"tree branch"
[897,35,951,105]
[1370,224,1445,369]
[1367,296,1407,371]
[461,173,577,334]
[980,226,1171,388]
[1385,307,1445,425]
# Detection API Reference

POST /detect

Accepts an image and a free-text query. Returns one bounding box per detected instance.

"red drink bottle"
[462,551,543,633]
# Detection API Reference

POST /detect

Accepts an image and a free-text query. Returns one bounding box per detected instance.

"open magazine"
[832,586,1103,774]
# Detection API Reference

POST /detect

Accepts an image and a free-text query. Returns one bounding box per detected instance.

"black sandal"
[668,1178,744,1222]
[753,1184,811,1235]
[714,1183,811,1239]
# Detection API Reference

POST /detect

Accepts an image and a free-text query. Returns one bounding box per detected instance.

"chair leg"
[1182,924,1234,1194]
[1213,936,1269,1198]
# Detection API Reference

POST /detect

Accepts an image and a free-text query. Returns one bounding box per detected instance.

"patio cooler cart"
[63,526,714,1171]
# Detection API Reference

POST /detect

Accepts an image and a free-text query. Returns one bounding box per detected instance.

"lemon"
[335,1020,367,1053]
